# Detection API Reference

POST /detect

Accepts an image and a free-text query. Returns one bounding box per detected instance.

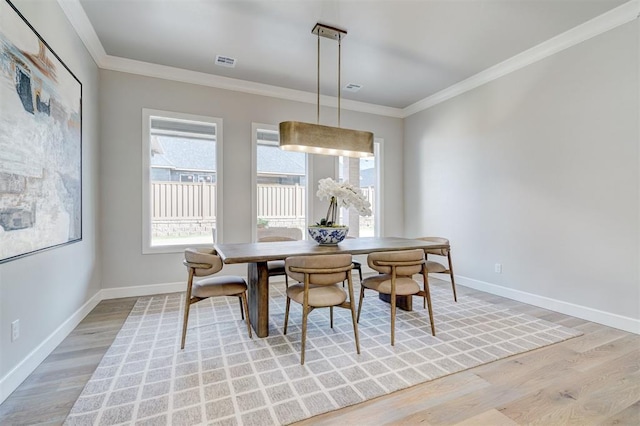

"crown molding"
[56,0,402,118]
[402,0,640,117]
[58,0,638,120]
[101,55,405,118]
[56,0,106,67]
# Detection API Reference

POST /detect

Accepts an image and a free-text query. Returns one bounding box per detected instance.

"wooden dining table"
[214,236,447,337]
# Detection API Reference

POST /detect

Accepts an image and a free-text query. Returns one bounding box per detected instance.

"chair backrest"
[417,236,450,256]
[367,249,425,276]
[257,227,303,241]
[184,248,223,276]
[285,254,353,285]
[258,235,296,243]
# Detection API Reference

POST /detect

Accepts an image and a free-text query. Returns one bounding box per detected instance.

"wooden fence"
[151,182,374,220]
[152,182,216,219]
[257,184,305,219]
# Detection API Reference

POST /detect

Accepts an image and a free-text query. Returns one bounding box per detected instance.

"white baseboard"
[100,281,184,299]
[450,275,640,335]
[0,291,103,404]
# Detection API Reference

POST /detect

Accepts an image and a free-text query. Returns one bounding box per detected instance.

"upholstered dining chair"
[417,237,457,302]
[257,227,303,289]
[343,236,363,286]
[258,235,297,288]
[358,249,435,345]
[181,248,252,349]
[283,253,360,364]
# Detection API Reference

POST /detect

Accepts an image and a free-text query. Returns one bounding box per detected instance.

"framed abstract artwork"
[0,0,82,263]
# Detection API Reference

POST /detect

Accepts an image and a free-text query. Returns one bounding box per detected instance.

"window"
[338,139,382,237]
[251,123,308,241]
[142,109,223,253]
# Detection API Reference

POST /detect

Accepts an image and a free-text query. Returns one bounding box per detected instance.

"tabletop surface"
[214,237,447,264]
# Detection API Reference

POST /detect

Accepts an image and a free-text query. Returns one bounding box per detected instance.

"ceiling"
[75,0,627,110]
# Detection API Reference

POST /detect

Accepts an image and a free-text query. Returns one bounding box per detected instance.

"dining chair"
[357,249,435,345]
[257,226,303,241]
[343,236,363,286]
[283,253,360,364]
[258,235,298,288]
[417,237,457,302]
[257,227,303,289]
[181,248,252,349]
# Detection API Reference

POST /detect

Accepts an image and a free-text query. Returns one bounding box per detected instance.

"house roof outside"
[150,136,216,172]
[360,167,375,187]
[257,145,305,176]
[150,136,306,176]
[150,129,373,183]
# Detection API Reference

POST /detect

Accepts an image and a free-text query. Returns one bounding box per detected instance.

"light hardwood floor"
[0,297,138,425]
[1,282,638,425]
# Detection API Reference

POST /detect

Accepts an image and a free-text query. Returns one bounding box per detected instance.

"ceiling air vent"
[343,83,363,92]
[215,55,236,68]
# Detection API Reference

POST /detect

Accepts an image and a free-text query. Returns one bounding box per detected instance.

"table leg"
[379,294,413,311]
[247,261,270,337]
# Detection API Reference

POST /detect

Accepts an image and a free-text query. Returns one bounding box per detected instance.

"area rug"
[65,281,581,426]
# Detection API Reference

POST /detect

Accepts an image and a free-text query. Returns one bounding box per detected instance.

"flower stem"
[324,197,333,225]
[332,198,337,224]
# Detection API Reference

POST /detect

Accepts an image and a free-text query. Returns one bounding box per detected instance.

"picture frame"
[0,0,82,263]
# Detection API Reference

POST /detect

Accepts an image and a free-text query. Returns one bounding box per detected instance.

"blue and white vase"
[307,226,349,245]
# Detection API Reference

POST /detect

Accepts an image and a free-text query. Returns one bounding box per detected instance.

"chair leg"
[181,299,191,350]
[238,296,245,320]
[284,297,291,335]
[448,252,458,302]
[241,292,252,338]
[299,275,312,365]
[357,286,366,323]
[347,263,362,287]
[391,266,396,346]
[346,272,361,355]
[422,269,436,336]
[330,306,334,329]
[423,255,427,309]
[285,274,289,289]
[181,269,195,350]
[424,281,426,309]
[391,289,396,346]
[301,302,309,365]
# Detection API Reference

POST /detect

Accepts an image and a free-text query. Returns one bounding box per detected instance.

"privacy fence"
[151,182,374,237]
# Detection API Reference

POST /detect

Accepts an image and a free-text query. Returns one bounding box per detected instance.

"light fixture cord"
[317,30,320,125]
[338,34,341,128]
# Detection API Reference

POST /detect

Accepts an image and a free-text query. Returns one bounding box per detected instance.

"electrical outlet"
[11,319,20,342]
[495,263,502,274]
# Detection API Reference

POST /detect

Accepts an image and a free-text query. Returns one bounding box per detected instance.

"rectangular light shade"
[279,121,373,158]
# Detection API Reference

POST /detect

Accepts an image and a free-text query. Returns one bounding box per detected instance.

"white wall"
[0,0,101,400]
[99,70,404,289]
[404,21,639,330]
[4,2,633,406]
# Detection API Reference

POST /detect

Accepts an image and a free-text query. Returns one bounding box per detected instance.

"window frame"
[142,108,224,254]
[335,137,384,237]
[251,122,312,242]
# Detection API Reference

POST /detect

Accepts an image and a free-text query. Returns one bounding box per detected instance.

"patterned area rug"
[65,281,581,425]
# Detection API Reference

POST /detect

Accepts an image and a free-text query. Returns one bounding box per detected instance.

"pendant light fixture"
[279,23,374,158]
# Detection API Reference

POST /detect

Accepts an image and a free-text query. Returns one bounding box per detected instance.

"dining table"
[214,236,448,337]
